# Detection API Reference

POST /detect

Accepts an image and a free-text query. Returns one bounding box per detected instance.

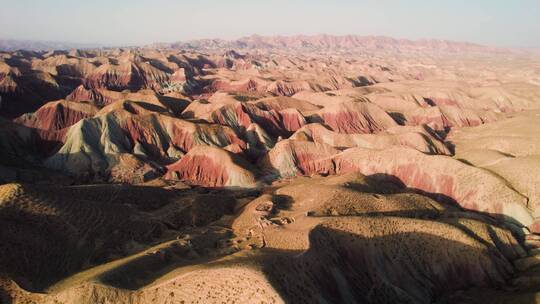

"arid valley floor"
[1,35,540,303]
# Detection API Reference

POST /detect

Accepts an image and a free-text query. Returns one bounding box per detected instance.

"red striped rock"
[261,142,533,227]
[84,54,169,91]
[13,100,98,155]
[210,102,306,137]
[45,110,246,180]
[317,101,398,134]
[65,85,114,106]
[260,139,338,178]
[332,147,533,227]
[165,146,258,187]
[15,100,98,131]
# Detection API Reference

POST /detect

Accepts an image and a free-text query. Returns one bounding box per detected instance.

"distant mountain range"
[1,34,507,53]
[0,39,103,51]
[165,34,507,53]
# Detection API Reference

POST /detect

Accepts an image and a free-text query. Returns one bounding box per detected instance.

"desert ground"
[1,35,540,303]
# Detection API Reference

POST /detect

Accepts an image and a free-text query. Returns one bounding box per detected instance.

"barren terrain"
[1,35,540,303]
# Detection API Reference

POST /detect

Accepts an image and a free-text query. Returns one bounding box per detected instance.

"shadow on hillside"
[111,224,533,304]
[114,147,532,241]
[255,227,526,303]
[0,152,534,302]
[1,171,534,303]
[157,95,190,115]
[361,173,528,237]
[0,183,256,293]
[388,111,407,125]
[87,177,529,298]
[0,79,71,118]
[82,226,526,302]
[259,164,529,241]
[0,288,9,304]
[2,217,535,303]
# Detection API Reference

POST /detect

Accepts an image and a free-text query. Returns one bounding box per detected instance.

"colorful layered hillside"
[262,142,534,228]
[210,102,306,137]
[15,100,98,131]
[83,53,170,91]
[2,36,540,304]
[45,108,246,182]
[290,123,450,154]
[332,147,533,227]
[165,145,258,187]
[260,139,339,178]
[315,101,398,134]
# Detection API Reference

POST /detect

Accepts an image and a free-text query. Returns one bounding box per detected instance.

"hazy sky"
[1,0,539,47]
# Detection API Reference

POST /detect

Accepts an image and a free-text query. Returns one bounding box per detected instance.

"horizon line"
[1,33,533,50]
